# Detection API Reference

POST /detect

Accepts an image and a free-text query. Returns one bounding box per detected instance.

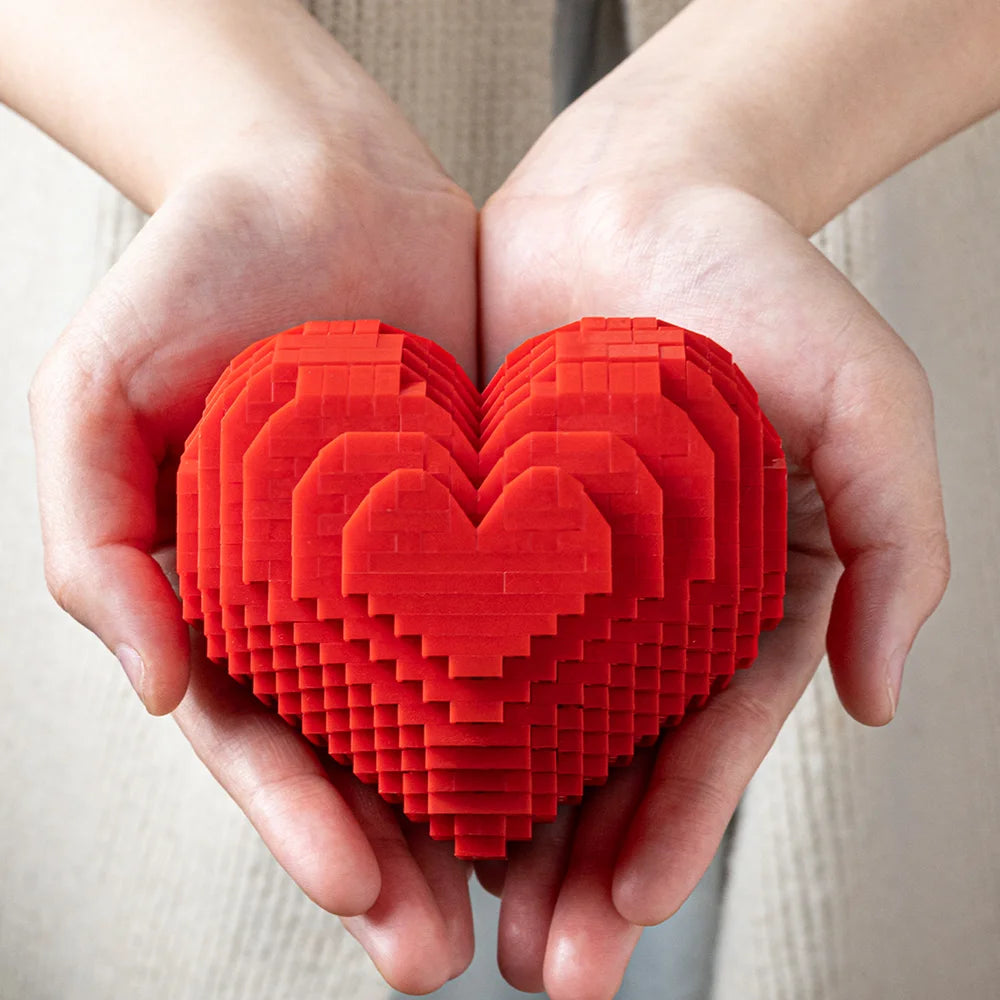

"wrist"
[494,82,803,231]
[0,0,450,213]
[501,0,1000,236]
[142,6,446,211]
[605,0,1000,234]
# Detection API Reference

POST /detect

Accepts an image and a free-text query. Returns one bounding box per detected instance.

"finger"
[338,786,474,994]
[399,816,475,981]
[473,859,506,898]
[612,539,838,926]
[542,753,655,1000]
[496,806,575,992]
[29,348,189,714]
[814,335,950,724]
[172,647,381,917]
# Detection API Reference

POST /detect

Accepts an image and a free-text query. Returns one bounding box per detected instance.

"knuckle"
[832,323,934,418]
[243,768,317,825]
[27,350,62,418]
[664,770,732,820]
[712,688,781,758]
[885,341,933,408]
[29,344,91,429]
[919,526,951,602]
[42,553,84,618]
[733,688,781,738]
[690,688,786,790]
[893,345,935,410]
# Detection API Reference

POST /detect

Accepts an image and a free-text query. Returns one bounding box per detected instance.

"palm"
[477,181,946,995]
[97,162,477,450]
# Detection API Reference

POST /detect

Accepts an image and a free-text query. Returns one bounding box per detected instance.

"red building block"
[176,318,787,859]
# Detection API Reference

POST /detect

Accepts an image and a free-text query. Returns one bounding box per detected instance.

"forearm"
[0,0,408,211]
[653,0,1000,230]
[531,0,1000,233]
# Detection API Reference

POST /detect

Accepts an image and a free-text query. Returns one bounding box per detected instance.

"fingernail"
[885,644,908,721]
[115,644,148,709]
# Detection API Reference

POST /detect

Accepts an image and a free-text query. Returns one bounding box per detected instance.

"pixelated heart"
[176,317,787,858]
[342,466,612,678]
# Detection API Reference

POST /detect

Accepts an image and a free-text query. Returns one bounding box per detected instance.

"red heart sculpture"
[343,467,613,677]
[177,317,786,858]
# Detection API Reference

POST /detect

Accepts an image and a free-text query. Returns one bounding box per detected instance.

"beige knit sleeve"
[305,0,558,206]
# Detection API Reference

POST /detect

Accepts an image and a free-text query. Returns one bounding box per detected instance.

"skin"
[6,0,1000,994]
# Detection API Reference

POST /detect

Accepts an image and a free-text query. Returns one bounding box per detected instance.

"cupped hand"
[28,108,477,992]
[477,83,950,998]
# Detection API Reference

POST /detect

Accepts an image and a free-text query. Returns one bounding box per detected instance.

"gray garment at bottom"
[391,829,728,1000]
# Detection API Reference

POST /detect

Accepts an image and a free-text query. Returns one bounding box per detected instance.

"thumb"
[813,332,949,725]
[29,337,189,715]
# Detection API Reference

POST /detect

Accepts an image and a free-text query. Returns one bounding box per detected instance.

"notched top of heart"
[176,317,787,859]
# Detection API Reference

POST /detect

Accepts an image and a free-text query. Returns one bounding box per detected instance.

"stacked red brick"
[176,317,787,859]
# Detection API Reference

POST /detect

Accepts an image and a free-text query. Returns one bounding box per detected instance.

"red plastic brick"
[176,318,787,859]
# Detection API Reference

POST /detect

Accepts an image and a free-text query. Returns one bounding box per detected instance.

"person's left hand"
[475,59,949,1000]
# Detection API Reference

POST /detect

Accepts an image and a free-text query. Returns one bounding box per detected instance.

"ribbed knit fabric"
[305,0,558,206]
[620,0,688,47]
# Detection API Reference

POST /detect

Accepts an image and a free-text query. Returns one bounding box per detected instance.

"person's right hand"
[27,36,478,993]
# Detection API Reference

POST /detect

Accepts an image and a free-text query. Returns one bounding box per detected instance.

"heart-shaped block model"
[176,317,787,858]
